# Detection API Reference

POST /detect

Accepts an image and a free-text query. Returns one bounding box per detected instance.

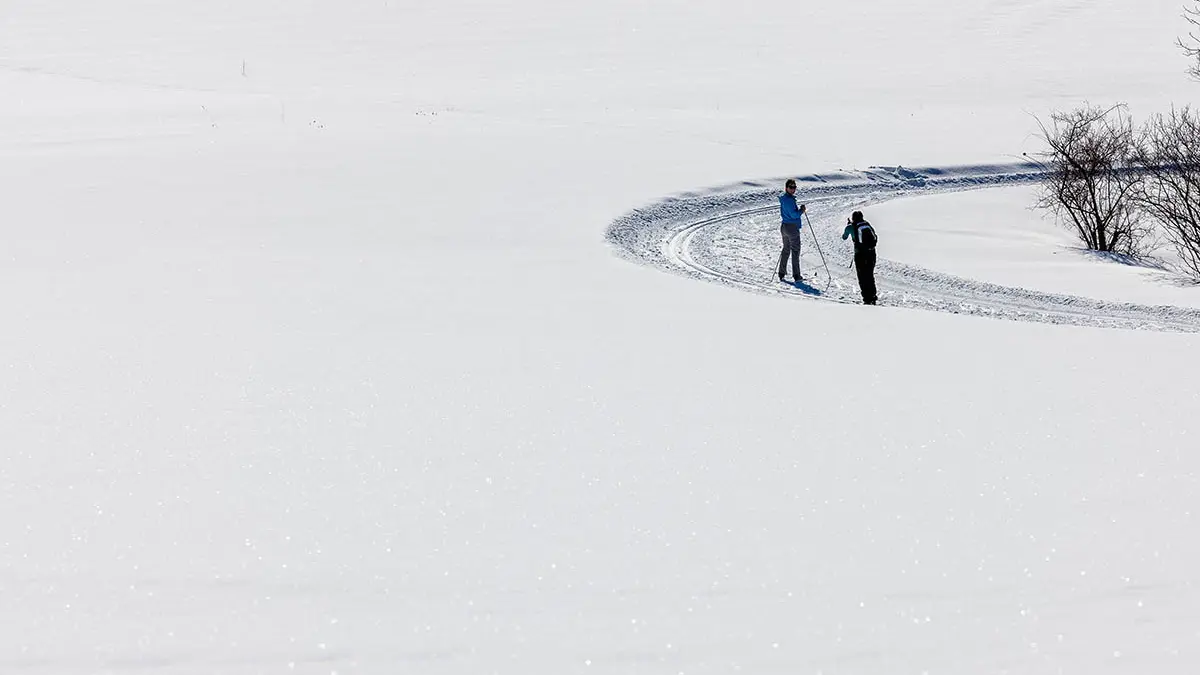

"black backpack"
[856,221,878,249]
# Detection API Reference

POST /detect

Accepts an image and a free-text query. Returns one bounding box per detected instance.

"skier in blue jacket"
[778,179,807,282]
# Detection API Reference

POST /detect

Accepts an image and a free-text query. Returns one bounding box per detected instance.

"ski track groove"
[607,163,1200,333]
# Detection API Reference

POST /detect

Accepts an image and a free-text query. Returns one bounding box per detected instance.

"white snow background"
[2,1,1199,673]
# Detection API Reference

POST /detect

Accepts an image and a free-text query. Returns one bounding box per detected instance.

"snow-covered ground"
[607,163,1200,330]
[2,1,1199,673]
[875,186,1200,308]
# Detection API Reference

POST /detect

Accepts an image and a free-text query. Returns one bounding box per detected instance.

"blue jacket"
[779,194,804,226]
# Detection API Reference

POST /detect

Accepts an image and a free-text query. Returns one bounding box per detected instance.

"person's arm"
[842,223,853,240]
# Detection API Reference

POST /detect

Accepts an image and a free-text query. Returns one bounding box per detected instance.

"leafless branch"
[1133,106,1200,280]
[1179,4,1200,81]
[1032,104,1151,257]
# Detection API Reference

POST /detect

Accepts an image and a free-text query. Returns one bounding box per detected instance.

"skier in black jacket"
[842,210,878,305]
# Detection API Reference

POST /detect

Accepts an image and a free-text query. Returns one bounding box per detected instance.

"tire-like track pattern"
[607,163,1200,333]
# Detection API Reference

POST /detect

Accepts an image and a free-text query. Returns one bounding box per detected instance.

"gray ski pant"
[778,223,802,278]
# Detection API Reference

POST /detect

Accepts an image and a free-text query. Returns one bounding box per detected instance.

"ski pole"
[803,211,831,284]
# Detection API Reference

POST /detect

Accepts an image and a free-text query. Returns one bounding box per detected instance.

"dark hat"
[851,210,864,223]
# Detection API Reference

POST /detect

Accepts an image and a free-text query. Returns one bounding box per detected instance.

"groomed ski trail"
[607,163,1200,333]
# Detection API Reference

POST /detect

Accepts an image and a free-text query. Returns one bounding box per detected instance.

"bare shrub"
[1134,107,1200,280]
[1032,104,1152,257]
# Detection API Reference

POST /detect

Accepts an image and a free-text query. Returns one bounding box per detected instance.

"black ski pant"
[854,248,877,304]
[778,223,802,279]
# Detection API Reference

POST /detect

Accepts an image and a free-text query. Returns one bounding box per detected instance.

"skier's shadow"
[789,278,824,296]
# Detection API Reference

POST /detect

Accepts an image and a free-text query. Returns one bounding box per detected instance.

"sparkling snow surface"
[2,1,1199,674]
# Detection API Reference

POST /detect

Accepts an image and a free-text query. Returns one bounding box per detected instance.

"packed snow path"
[608,163,1200,333]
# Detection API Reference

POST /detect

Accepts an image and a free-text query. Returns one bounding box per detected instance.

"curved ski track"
[606,163,1200,333]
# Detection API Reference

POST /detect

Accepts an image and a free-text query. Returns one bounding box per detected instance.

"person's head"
[851,210,864,223]
[785,179,797,194]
